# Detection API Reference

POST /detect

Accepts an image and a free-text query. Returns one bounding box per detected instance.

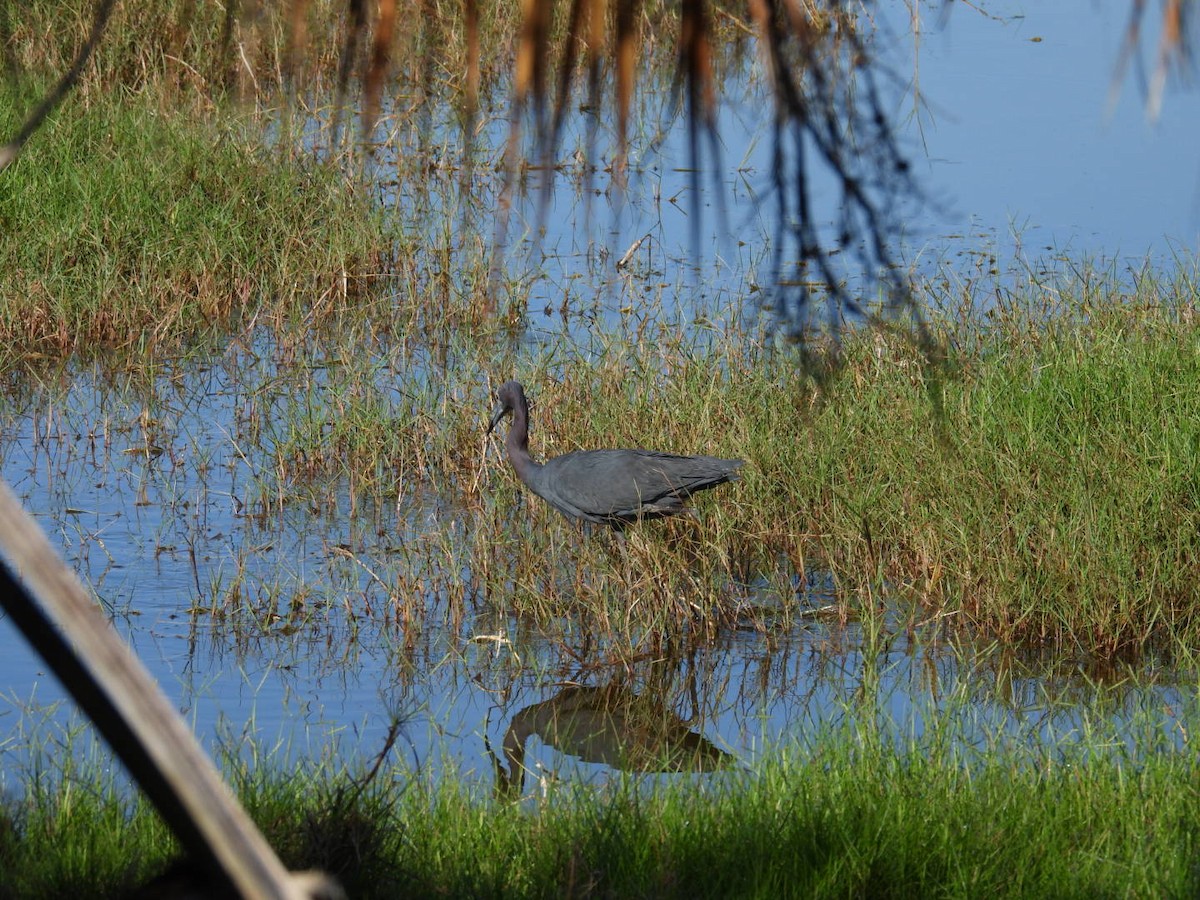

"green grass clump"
[0,84,384,358]
[3,713,1199,898]
[0,749,176,898]
[742,281,1200,661]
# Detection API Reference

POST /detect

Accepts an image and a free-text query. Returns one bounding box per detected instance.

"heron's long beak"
[488,403,509,435]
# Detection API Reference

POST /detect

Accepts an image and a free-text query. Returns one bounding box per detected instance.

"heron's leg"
[613,525,632,585]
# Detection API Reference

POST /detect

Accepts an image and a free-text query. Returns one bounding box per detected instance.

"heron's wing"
[538,451,741,520]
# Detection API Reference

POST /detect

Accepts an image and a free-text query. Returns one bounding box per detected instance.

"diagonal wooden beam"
[0,480,340,899]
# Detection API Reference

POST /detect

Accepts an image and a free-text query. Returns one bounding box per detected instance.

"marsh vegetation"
[2,1,1200,896]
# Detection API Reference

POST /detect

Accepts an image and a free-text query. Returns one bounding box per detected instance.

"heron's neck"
[505,404,541,480]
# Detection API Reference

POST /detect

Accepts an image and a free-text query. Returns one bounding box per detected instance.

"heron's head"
[488,380,527,434]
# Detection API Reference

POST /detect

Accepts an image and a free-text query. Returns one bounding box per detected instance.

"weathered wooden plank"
[0,480,341,899]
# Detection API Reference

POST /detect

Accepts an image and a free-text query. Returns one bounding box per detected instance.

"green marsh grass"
[0,83,385,359]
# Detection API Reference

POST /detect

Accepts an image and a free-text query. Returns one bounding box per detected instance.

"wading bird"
[487,380,743,529]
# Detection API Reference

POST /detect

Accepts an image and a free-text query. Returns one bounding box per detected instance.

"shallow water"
[3,3,1200,792]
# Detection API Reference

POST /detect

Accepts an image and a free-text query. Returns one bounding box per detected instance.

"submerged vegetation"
[3,265,1197,662]
[162,264,1195,667]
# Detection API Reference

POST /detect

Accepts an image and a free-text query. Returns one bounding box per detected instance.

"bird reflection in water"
[487,681,734,798]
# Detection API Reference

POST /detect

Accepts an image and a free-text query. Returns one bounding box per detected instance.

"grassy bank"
[1,713,1196,898]
[0,82,385,358]
[761,272,1200,662]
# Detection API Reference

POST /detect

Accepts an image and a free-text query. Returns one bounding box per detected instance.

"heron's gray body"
[488,380,743,529]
